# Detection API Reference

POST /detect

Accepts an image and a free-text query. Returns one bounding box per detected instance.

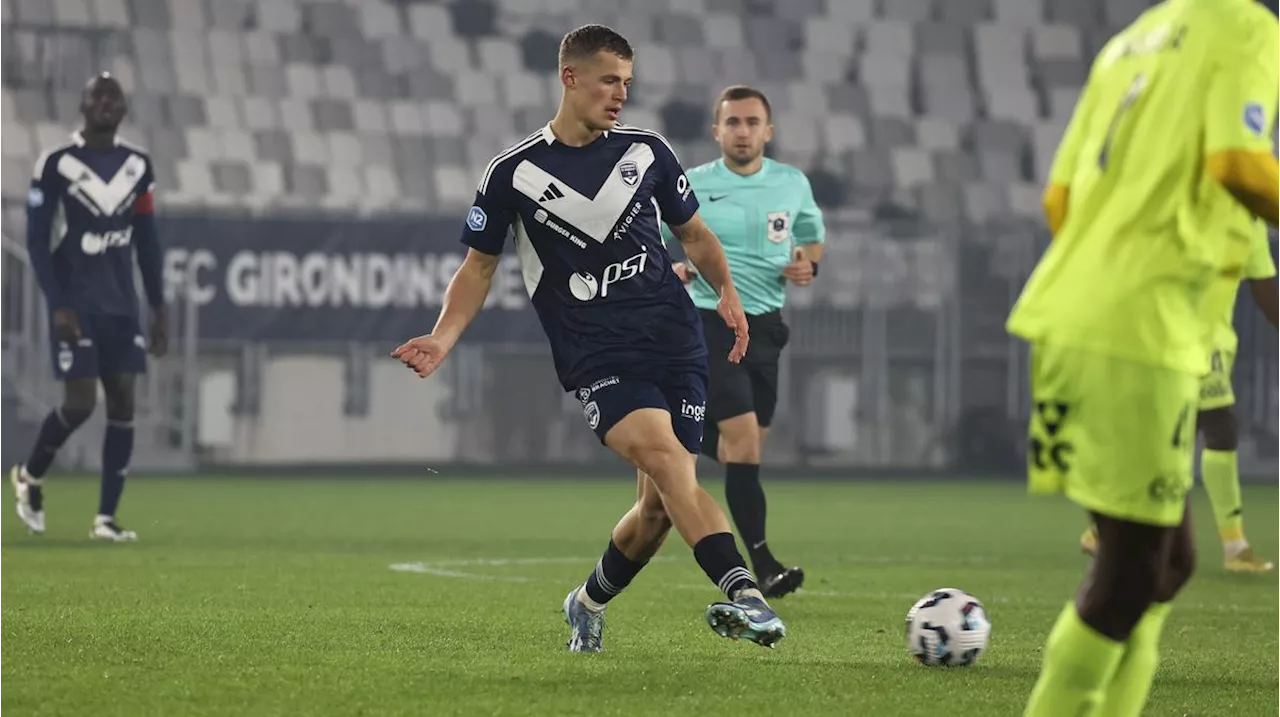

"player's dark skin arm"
[26,174,79,341]
[133,212,168,356]
[1248,276,1278,328]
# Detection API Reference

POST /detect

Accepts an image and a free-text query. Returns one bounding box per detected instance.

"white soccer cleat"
[10,465,46,535]
[90,515,137,542]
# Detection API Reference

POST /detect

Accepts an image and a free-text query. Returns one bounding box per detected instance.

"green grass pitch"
[2,476,1276,716]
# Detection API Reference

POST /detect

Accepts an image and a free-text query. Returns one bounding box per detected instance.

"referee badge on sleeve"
[766,211,791,243]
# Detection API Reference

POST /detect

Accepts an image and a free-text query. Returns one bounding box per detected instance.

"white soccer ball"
[905,588,991,666]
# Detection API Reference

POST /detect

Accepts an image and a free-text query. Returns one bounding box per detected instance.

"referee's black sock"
[725,462,783,577]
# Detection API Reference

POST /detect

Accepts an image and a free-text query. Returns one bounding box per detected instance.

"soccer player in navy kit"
[10,73,167,541]
[393,25,788,651]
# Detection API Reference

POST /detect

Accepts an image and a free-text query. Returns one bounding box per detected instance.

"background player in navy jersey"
[9,73,166,542]
[393,25,787,652]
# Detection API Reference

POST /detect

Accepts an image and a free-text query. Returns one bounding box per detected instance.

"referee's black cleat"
[760,567,805,599]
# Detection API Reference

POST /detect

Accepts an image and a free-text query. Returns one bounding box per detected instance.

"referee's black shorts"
[697,308,790,458]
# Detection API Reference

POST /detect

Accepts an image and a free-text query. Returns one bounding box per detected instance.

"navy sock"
[99,420,134,517]
[26,409,79,478]
[693,532,758,600]
[583,540,647,606]
[724,462,783,576]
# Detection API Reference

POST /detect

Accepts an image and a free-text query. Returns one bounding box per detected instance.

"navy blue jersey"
[463,124,709,391]
[27,133,164,317]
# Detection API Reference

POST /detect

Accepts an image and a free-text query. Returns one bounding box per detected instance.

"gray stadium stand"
[0,0,1172,222]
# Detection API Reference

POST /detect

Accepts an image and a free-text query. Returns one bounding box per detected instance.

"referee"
[668,85,825,598]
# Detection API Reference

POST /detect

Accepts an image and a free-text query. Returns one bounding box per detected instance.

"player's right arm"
[1205,12,1279,225]
[25,152,79,341]
[393,182,514,378]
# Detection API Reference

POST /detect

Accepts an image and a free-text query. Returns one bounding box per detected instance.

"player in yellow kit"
[1006,0,1279,714]
[1080,222,1278,572]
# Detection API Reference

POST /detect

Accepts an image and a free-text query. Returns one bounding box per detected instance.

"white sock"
[95,514,114,526]
[732,587,766,603]
[575,586,607,612]
[1223,539,1249,558]
[19,466,41,485]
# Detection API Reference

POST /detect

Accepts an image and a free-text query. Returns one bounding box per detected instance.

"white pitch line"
[387,557,1276,616]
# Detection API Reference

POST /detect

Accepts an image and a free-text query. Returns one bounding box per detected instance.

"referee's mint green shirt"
[664,158,825,316]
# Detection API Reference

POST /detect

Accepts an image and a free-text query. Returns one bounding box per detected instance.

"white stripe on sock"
[593,561,622,596]
[717,567,754,595]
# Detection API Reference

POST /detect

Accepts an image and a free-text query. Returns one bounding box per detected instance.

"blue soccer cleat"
[562,586,605,653]
[705,596,787,648]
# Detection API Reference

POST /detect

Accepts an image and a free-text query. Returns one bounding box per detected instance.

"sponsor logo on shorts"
[134,334,147,349]
[57,343,73,373]
[583,400,600,429]
[27,187,44,207]
[1148,475,1188,504]
[1030,400,1073,472]
[589,376,619,392]
[577,388,592,403]
[1200,382,1230,399]
[680,398,706,422]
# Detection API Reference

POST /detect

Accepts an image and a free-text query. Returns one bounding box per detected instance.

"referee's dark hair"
[713,85,772,123]
[559,24,634,68]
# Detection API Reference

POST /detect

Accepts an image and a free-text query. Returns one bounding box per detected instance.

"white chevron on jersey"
[512,216,544,297]
[511,142,656,243]
[57,153,148,217]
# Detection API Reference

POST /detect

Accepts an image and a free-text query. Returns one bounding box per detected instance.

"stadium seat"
[92,0,131,28]
[257,0,301,34]
[704,14,745,49]
[892,147,934,188]
[882,0,935,23]
[827,0,875,22]
[933,150,982,184]
[388,101,423,137]
[2,157,29,200]
[915,117,959,150]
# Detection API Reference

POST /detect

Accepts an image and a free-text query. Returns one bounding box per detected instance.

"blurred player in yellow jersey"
[1080,222,1278,572]
[1005,0,1279,714]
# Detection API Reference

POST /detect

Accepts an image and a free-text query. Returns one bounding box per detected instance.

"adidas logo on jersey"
[539,183,565,202]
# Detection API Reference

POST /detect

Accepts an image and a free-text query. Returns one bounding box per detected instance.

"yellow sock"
[1099,603,1172,717]
[1025,603,1125,717]
[1201,449,1245,543]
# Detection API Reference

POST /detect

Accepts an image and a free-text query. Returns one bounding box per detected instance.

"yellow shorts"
[1198,348,1235,411]
[1026,343,1197,527]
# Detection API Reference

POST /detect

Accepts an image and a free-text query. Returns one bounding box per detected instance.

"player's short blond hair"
[558,24,633,69]
[713,85,772,123]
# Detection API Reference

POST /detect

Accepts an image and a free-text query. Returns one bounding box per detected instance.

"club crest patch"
[618,160,639,187]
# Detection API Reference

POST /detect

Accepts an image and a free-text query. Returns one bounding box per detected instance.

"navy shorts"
[575,370,708,454]
[50,313,147,381]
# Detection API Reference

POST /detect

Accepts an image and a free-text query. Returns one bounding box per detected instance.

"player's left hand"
[782,248,814,286]
[716,286,750,364]
[148,306,168,357]
[391,334,450,378]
